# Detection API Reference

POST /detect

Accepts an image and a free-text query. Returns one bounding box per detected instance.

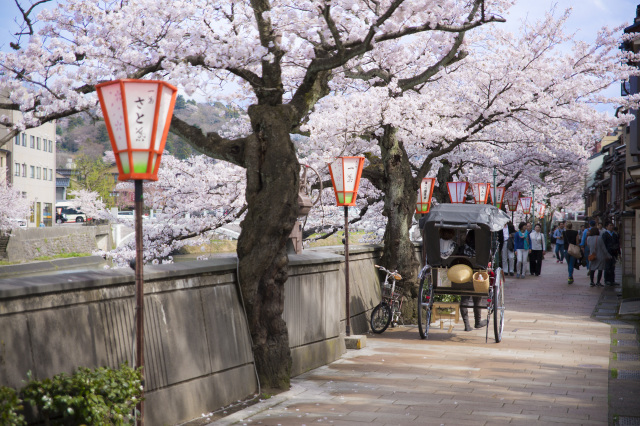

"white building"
[1,102,57,227]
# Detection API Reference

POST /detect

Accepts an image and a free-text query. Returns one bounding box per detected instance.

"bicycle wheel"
[418,274,433,339]
[370,302,392,334]
[493,268,505,343]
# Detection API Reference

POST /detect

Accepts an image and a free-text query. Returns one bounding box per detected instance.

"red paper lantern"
[536,202,546,219]
[471,183,491,204]
[489,186,506,209]
[447,181,469,203]
[96,79,178,181]
[328,156,365,206]
[505,191,520,212]
[416,177,435,213]
[519,197,533,214]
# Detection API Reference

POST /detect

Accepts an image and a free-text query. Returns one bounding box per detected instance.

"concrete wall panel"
[28,305,99,380]
[151,289,210,385]
[201,284,253,372]
[0,315,34,387]
[145,364,257,426]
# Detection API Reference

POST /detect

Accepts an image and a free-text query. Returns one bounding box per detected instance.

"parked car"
[56,202,89,223]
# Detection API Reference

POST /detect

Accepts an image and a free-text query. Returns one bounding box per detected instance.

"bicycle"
[370,265,403,334]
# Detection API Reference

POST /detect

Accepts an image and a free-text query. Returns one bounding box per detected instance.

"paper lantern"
[96,79,178,181]
[447,181,469,203]
[416,177,435,213]
[471,183,490,204]
[328,156,365,206]
[519,196,533,214]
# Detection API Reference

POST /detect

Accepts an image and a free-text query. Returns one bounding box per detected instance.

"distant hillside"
[56,96,243,165]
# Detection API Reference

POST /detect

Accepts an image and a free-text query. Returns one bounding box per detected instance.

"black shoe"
[597,282,604,287]
[474,320,488,329]
[589,282,595,287]
[509,272,514,276]
[464,323,473,332]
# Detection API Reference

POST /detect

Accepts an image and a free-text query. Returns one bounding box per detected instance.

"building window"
[15,134,19,145]
[37,167,41,179]
[22,164,26,177]
[30,166,35,178]
[49,168,53,181]
[43,168,47,180]
[30,136,34,148]
[49,140,53,152]
[37,137,41,150]
[14,162,20,176]
[22,134,26,146]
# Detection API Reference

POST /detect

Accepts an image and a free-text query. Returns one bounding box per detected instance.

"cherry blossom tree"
[300,10,640,291]
[0,0,512,387]
[0,183,30,231]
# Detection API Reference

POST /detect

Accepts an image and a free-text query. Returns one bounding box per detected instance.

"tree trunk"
[236,104,299,390]
[378,126,420,297]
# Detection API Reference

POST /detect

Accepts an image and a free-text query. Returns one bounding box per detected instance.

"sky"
[0,0,638,109]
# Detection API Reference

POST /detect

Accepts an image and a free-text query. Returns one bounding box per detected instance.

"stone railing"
[0,245,386,425]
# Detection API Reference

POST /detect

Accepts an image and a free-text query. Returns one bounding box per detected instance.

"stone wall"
[0,246,388,426]
[5,225,112,262]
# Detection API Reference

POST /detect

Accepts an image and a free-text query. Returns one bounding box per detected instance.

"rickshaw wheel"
[418,275,433,339]
[493,269,505,343]
[370,303,392,334]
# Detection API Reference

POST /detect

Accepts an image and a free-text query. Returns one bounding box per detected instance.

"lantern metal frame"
[327,156,365,337]
[416,177,436,213]
[447,181,469,203]
[96,78,177,426]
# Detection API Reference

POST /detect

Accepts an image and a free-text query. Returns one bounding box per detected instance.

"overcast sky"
[0,0,638,111]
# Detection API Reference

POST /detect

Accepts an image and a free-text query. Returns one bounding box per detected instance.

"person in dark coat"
[601,221,620,286]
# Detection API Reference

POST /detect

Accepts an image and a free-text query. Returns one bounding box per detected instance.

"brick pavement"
[211,258,636,426]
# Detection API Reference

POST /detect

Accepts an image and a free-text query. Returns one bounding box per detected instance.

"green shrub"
[0,386,26,426]
[20,364,142,425]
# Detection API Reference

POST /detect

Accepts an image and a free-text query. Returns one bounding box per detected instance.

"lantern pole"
[134,179,145,425]
[344,206,351,336]
[531,185,535,224]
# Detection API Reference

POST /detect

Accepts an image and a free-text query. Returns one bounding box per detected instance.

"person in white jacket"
[529,223,546,276]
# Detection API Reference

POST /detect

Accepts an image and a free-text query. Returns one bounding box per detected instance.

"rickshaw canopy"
[421,203,510,269]
[422,203,510,232]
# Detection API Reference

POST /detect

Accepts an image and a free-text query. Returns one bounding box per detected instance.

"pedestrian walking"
[602,221,620,286]
[563,222,580,284]
[549,224,557,253]
[526,222,534,275]
[586,227,609,287]
[514,222,530,279]
[553,222,565,263]
[580,219,597,270]
[500,222,515,276]
[529,223,546,276]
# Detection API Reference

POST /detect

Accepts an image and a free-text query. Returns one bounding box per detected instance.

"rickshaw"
[417,203,509,342]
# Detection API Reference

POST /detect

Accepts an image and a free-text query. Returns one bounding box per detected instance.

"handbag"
[567,243,582,259]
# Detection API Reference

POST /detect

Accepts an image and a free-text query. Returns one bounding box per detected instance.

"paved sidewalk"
[211,259,637,426]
